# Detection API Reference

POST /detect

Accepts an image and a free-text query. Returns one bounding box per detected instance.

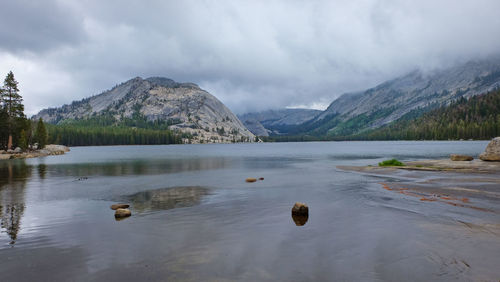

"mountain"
[353,88,500,140]
[292,58,500,137]
[238,109,322,136]
[34,77,255,143]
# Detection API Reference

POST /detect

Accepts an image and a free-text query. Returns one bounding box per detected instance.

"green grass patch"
[378,159,405,167]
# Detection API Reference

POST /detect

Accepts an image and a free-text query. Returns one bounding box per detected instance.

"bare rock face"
[450,154,473,161]
[479,137,500,161]
[291,202,309,216]
[34,77,255,144]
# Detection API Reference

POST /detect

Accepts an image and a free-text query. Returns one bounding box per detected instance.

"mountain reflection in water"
[128,186,210,213]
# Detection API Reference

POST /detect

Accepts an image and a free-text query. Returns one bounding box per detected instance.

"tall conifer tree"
[1,71,24,149]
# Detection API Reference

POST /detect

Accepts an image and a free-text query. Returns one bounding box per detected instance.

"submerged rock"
[246,178,257,183]
[479,137,500,161]
[114,208,132,218]
[291,202,309,216]
[259,177,264,181]
[129,186,209,212]
[450,154,473,161]
[111,203,130,210]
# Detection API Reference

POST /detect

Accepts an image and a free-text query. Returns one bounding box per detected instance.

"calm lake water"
[1,141,499,281]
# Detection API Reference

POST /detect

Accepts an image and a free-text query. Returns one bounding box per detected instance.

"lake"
[0,141,499,281]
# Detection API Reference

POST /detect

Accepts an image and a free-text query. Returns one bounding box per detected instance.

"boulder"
[479,137,500,161]
[43,145,70,155]
[0,150,6,154]
[114,208,132,218]
[13,147,22,153]
[245,178,257,183]
[111,203,130,210]
[450,154,473,161]
[291,202,309,216]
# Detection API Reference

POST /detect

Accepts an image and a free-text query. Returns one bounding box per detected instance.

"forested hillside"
[46,114,187,146]
[263,89,500,142]
[352,89,500,140]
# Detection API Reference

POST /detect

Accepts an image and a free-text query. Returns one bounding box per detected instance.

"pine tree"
[34,118,48,149]
[1,71,24,149]
[18,130,28,151]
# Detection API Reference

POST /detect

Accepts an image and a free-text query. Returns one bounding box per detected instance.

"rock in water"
[291,202,309,216]
[114,208,132,218]
[450,154,473,161]
[111,203,130,210]
[479,137,500,161]
[246,178,257,183]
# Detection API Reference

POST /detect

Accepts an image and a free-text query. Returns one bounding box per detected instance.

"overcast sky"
[1,0,500,116]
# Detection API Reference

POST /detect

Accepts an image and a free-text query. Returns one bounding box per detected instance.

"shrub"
[378,159,405,166]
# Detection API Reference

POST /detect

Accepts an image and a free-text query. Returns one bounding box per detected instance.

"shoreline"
[338,159,500,174]
[0,145,70,160]
[337,159,500,213]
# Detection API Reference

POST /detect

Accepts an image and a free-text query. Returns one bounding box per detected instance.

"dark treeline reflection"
[45,158,233,178]
[0,161,32,245]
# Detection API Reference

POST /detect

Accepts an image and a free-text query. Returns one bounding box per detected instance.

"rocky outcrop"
[34,77,255,144]
[450,154,473,161]
[479,137,500,161]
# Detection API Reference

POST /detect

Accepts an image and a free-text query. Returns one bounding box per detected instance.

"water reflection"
[38,164,47,180]
[128,186,210,213]
[291,214,308,226]
[46,158,232,178]
[0,161,31,245]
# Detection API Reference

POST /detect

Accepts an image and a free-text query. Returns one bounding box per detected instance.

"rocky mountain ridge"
[242,57,500,137]
[34,77,255,143]
[314,58,500,132]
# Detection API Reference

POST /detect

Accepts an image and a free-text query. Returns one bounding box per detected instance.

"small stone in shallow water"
[246,178,257,183]
[291,202,308,216]
[115,208,131,218]
[111,203,130,210]
[259,177,264,181]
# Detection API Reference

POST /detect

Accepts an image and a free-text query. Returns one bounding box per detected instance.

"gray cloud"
[1,0,500,116]
[0,0,85,54]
